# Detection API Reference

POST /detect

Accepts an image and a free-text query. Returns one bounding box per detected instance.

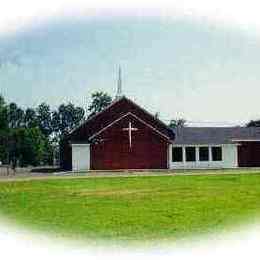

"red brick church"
[60,69,260,171]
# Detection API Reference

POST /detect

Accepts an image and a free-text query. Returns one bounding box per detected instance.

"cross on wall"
[122,121,138,149]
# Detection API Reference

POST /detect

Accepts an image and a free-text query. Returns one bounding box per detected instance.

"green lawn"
[0,173,260,242]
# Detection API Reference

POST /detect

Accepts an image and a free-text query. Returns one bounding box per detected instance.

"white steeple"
[115,66,123,100]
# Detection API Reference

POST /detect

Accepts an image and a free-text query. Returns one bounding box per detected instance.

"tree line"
[0,92,112,169]
[2,89,255,169]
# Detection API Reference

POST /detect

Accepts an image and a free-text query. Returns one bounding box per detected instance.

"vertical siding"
[90,114,169,170]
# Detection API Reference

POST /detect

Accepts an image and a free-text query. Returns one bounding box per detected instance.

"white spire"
[115,66,123,100]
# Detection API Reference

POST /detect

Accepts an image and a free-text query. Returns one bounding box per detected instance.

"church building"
[60,96,175,170]
[60,70,260,171]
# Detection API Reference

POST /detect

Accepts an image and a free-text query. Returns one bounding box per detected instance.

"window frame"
[199,146,209,161]
[172,146,183,162]
[211,146,223,161]
[185,146,196,162]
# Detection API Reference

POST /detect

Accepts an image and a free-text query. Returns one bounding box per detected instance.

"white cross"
[123,121,138,149]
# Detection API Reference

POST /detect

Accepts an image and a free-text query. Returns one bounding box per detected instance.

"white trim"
[173,143,239,146]
[125,97,172,131]
[89,113,129,139]
[209,145,212,162]
[211,145,223,162]
[69,96,172,136]
[89,112,171,142]
[195,146,200,162]
[183,146,186,163]
[68,97,123,135]
[184,146,196,162]
[197,146,210,162]
[170,144,238,169]
[71,143,90,147]
[168,144,172,169]
[231,139,260,142]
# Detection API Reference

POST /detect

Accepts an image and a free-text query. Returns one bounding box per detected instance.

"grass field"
[0,172,260,242]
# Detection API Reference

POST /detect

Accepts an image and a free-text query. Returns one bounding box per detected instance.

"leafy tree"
[24,108,38,128]
[8,102,25,128]
[52,103,85,138]
[154,112,160,119]
[37,103,52,137]
[74,106,85,126]
[0,95,5,108]
[169,118,187,128]
[57,103,75,136]
[0,96,9,163]
[0,94,90,167]
[8,127,51,167]
[8,102,18,128]
[87,91,112,118]
[42,138,54,165]
[246,120,260,127]
[0,96,8,130]
[51,110,60,136]
[0,143,8,164]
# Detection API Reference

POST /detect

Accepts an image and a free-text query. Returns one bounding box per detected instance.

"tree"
[52,103,85,139]
[0,96,9,163]
[42,138,54,165]
[0,95,4,107]
[154,112,160,119]
[87,91,112,118]
[8,127,51,167]
[74,106,85,126]
[24,108,38,128]
[37,103,52,137]
[51,110,61,136]
[169,118,187,128]
[246,120,260,127]
[8,102,24,128]
[0,95,8,131]
[0,95,88,167]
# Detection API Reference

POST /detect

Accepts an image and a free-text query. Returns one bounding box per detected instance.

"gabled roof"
[68,96,175,142]
[89,112,172,142]
[172,126,260,145]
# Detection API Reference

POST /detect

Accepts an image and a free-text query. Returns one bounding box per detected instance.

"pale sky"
[1,1,260,126]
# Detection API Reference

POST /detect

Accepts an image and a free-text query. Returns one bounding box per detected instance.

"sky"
[1,2,260,126]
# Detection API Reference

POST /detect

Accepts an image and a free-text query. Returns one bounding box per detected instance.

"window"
[199,147,209,161]
[185,147,196,162]
[172,147,183,162]
[212,146,222,161]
